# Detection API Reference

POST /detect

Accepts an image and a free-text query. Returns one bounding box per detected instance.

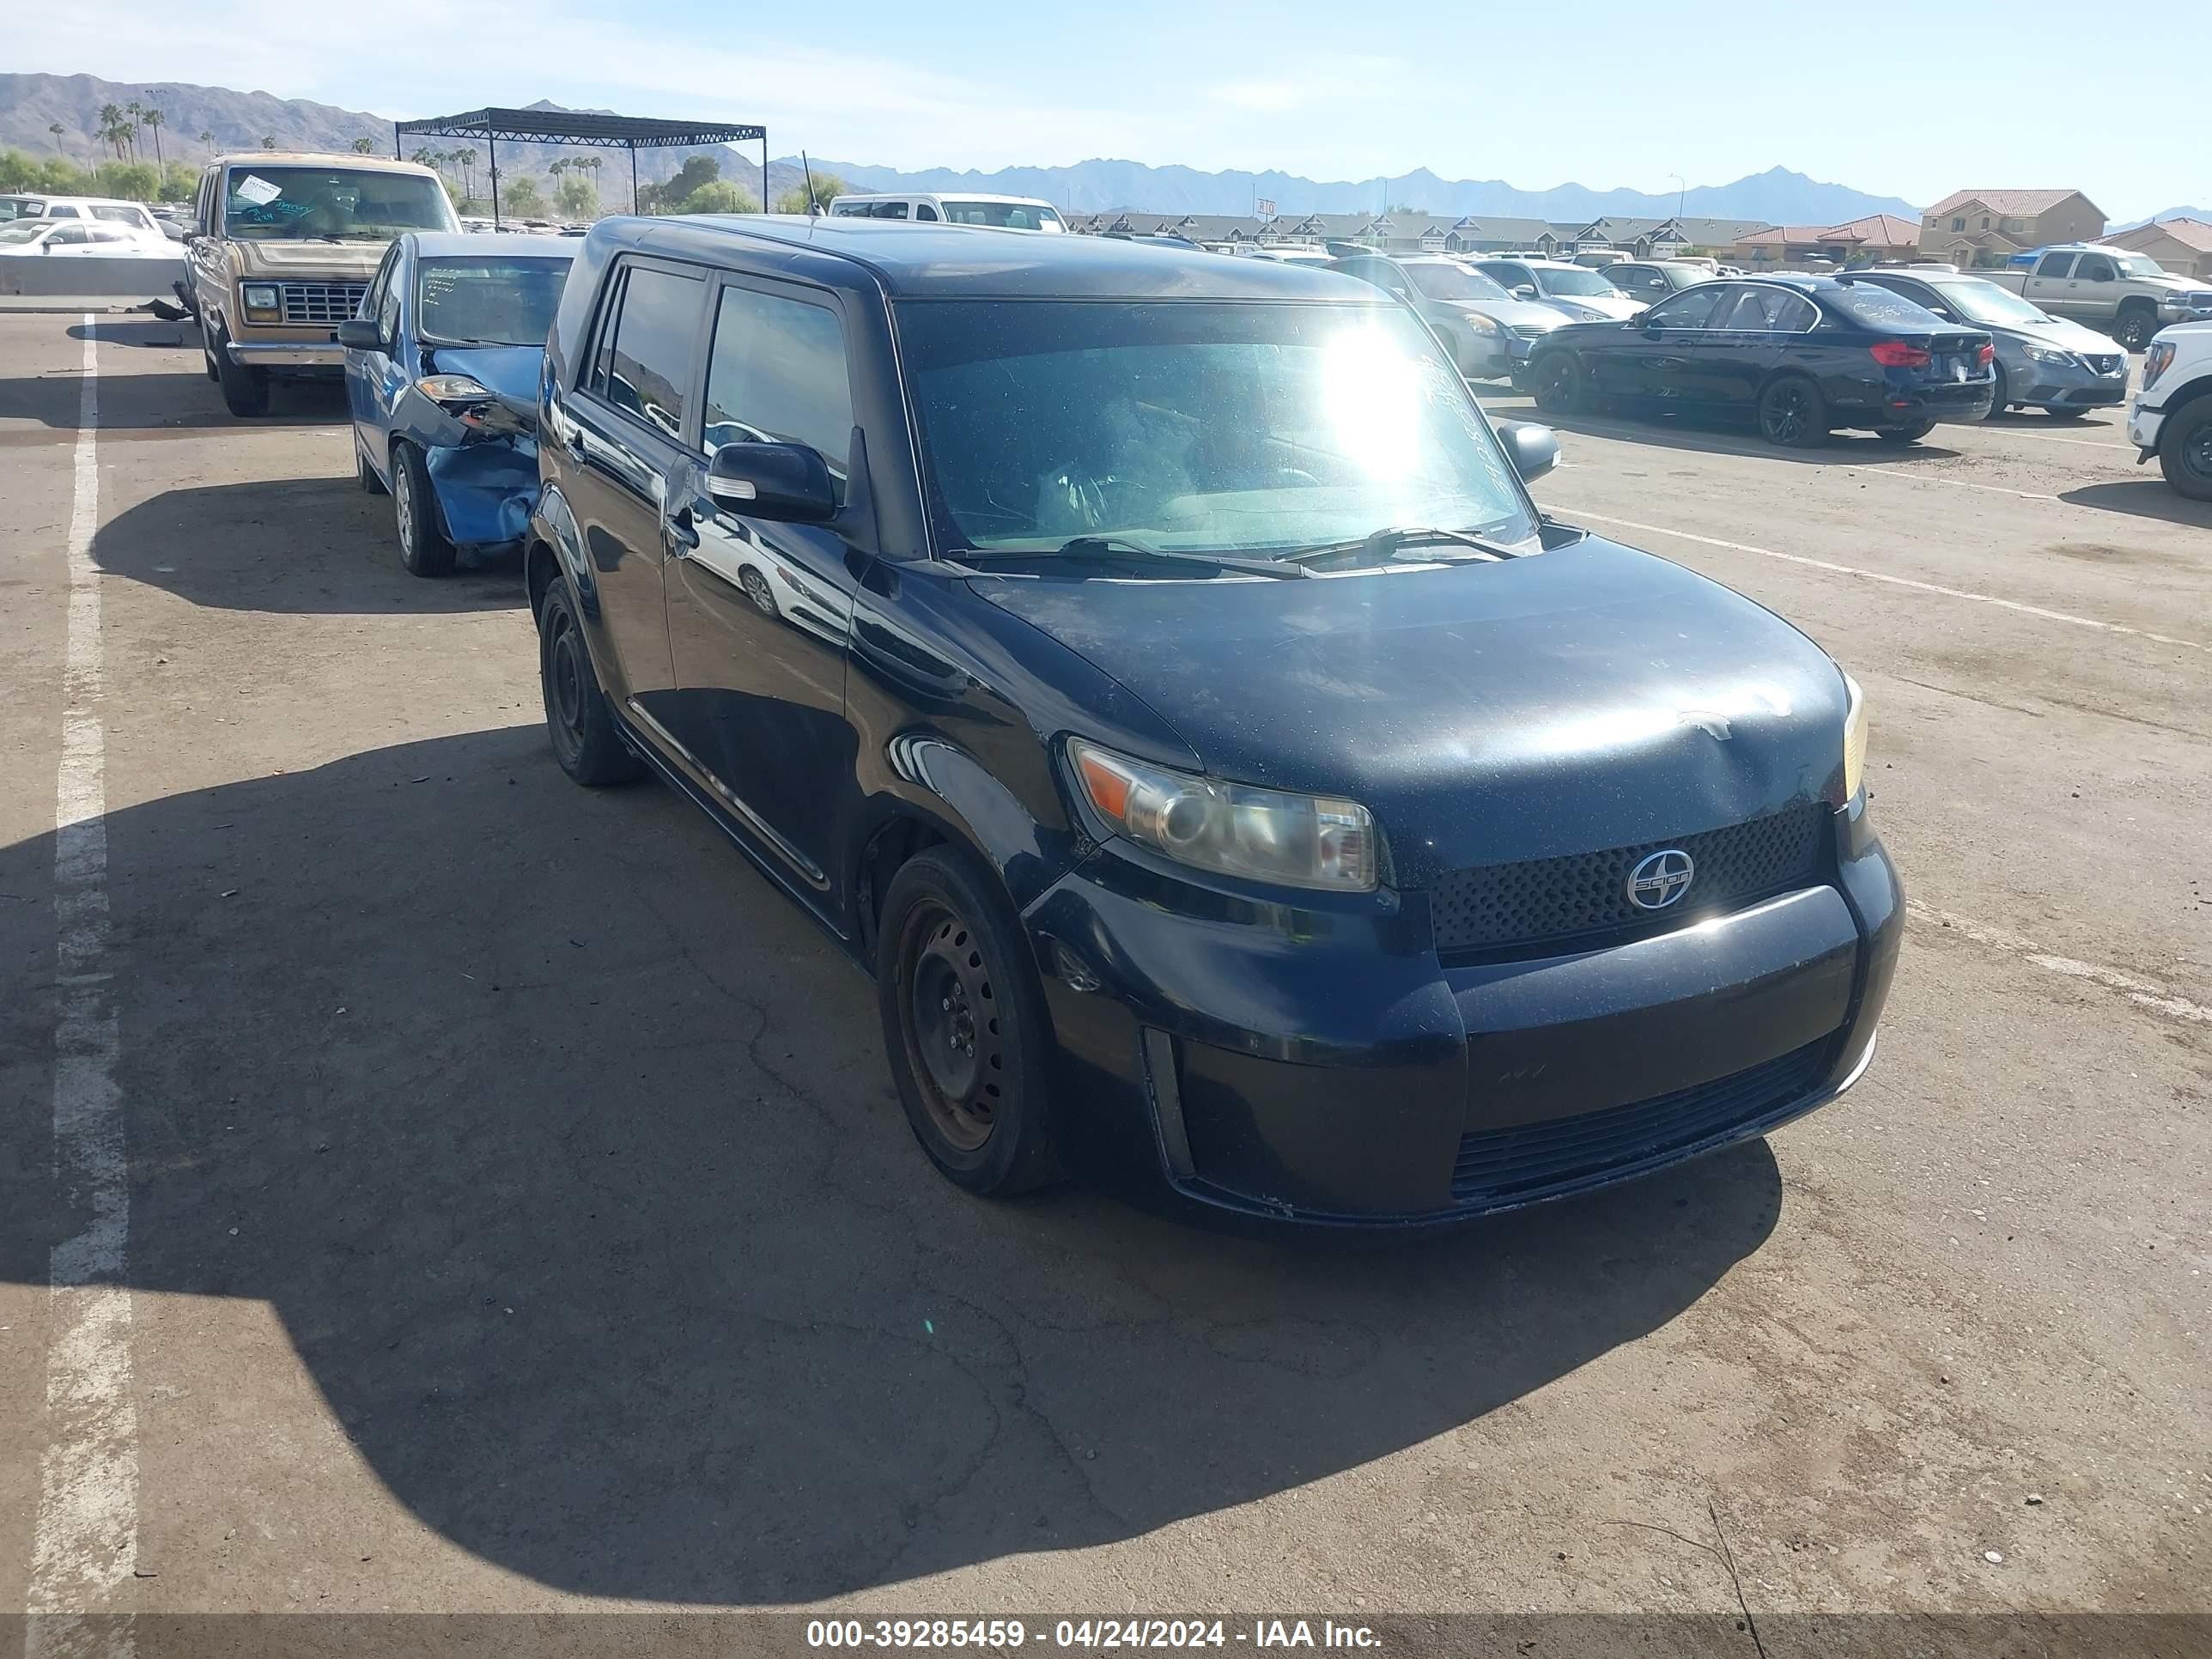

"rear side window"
[91,206,143,227]
[915,204,939,222]
[589,264,705,440]
[2038,252,2076,279]
[47,205,82,220]
[702,284,854,501]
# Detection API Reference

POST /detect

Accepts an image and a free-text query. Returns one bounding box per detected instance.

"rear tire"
[1757,375,1826,447]
[1986,364,2008,417]
[1531,349,1587,416]
[392,441,455,578]
[876,847,1062,1198]
[2157,397,2212,501]
[211,324,269,417]
[537,578,645,786]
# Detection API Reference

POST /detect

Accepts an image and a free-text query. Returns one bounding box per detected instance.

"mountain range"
[805,158,1923,224]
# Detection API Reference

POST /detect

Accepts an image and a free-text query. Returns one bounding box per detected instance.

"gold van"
[187,152,457,416]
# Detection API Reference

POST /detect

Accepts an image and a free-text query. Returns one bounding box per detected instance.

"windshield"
[1407,262,1513,301]
[223,167,453,240]
[2112,252,2166,278]
[896,300,1534,562]
[939,199,1064,231]
[416,257,571,346]
[1535,267,1621,297]
[0,222,51,245]
[1921,277,2051,326]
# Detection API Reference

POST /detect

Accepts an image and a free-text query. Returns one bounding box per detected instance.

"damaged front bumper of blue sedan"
[418,436,541,554]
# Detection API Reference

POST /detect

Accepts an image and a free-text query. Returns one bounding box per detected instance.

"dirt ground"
[1,313,2206,1656]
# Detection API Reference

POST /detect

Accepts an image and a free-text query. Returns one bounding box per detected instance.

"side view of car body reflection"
[525,217,1898,1231]
[342,232,575,576]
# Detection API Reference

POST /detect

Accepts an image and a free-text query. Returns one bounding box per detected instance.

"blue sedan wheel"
[392,441,455,579]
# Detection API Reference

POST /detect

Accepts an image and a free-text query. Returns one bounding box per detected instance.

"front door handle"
[665,503,699,554]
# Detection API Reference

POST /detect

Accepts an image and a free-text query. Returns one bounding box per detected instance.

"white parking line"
[1979,426,2132,452]
[1550,504,2209,655]
[25,320,137,1659]
[1553,413,2121,492]
[1908,902,2212,1026]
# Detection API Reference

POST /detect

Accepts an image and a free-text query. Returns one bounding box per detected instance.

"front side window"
[416,257,571,345]
[596,264,704,439]
[222,167,453,240]
[1478,262,1532,290]
[1919,277,2048,326]
[2074,254,2115,283]
[896,300,1534,559]
[701,284,854,501]
[90,206,148,228]
[49,224,93,246]
[872,202,910,220]
[1534,265,1623,297]
[1644,287,1727,328]
[830,199,869,217]
[1405,262,1511,301]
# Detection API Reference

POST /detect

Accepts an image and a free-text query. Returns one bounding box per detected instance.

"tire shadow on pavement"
[0,726,1784,1604]
[93,477,526,613]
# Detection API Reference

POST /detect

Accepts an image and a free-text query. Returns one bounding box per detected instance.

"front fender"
[872,734,1078,915]
[420,436,538,550]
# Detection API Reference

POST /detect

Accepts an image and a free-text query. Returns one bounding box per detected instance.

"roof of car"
[1740,273,1844,292]
[600,214,1389,301]
[210,151,440,174]
[405,232,577,258]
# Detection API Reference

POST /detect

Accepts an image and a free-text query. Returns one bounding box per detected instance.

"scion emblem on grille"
[1626,848,1694,910]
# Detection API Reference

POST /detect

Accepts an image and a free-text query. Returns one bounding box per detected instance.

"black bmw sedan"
[1526,274,1996,446]
[526,218,1899,1229]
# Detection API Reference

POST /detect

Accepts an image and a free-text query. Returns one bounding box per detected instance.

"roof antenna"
[801,150,820,216]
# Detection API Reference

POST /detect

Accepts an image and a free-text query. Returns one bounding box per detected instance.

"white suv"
[826,192,1065,232]
[2129,323,2212,500]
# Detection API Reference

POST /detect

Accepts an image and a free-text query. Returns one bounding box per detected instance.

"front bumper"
[1027,802,1900,1230]
[2012,353,2130,408]
[227,340,343,369]
[2128,397,2166,452]
[2157,300,2212,325]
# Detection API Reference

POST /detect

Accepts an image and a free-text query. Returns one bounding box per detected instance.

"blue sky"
[17,0,2208,219]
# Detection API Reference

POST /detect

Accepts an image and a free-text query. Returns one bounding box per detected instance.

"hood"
[975,535,1848,883]
[230,240,392,279]
[1445,298,1565,330]
[2008,313,2126,354]
[1550,292,1644,320]
[424,343,544,419]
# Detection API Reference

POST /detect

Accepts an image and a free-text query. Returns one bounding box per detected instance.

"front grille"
[1450,1039,1830,1206]
[1511,323,1553,339]
[278,282,368,325]
[2086,354,2124,376]
[1427,802,1828,960]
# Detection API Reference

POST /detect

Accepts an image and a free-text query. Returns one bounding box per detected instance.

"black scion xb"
[526,216,1900,1230]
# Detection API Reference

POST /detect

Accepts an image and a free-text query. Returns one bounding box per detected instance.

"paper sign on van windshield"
[233,174,282,206]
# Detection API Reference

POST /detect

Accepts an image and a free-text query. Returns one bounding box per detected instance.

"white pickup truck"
[2128,324,2212,499]
[1984,245,2212,351]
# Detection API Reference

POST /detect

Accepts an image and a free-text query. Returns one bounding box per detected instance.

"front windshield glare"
[897,301,1534,558]
[2112,253,2165,278]
[416,258,570,346]
[1929,278,2050,326]
[224,167,453,240]
[1407,262,1513,301]
[1537,267,1621,297]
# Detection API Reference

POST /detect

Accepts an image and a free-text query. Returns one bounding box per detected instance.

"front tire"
[1758,375,1827,447]
[537,579,645,786]
[391,441,455,578]
[2114,308,2158,353]
[2157,398,2212,501]
[211,324,269,417]
[877,847,1061,1198]
[1531,350,1587,415]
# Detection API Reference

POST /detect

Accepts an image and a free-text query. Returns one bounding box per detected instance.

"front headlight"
[1841,672,1868,803]
[1463,312,1506,337]
[240,282,279,322]
[416,374,495,402]
[2142,341,2175,390]
[2022,344,2076,367]
[1066,738,1377,891]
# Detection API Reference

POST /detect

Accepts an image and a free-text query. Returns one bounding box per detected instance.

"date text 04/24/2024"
[804,1619,1382,1650]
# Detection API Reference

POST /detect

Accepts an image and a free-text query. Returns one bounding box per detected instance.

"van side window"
[872,202,909,220]
[46,205,81,220]
[702,284,854,503]
[915,204,939,222]
[2038,252,2075,279]
[592,263,704,440]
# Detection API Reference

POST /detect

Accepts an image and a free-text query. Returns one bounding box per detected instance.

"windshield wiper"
[951,533,1310,580]
[1282,525,1524,567]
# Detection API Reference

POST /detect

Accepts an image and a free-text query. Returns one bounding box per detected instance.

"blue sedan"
[342,233,574,576]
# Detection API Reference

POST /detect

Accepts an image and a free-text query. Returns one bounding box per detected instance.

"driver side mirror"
[708,441,837,523]
[336,318,383,352]
[1498,421,1559,483]
[1513,284,1538,300]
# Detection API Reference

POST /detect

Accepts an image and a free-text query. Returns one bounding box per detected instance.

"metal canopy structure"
[392,107,769,228]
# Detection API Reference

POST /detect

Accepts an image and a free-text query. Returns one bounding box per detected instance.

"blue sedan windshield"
[896,301,1534,558]
[416,258,571,347]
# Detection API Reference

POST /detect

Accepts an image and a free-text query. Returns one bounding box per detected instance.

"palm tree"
[143,106,165,169]
[351,137,376,155]
[260,135,276,150]
[198,129,215,158]
[98,104,128,161]
[47,120,65,155]
[125,100,144,162]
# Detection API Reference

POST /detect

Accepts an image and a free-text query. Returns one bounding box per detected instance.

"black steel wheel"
[1757,375,1826,447]
[2158,398,2212,502]
[2114,309,2158,353]
[878,847,1061,1196]
[538,579,643,786]
[1531,350,1586,416]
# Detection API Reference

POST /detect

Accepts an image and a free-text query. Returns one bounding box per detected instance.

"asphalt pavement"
[2,315,2206,1656]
